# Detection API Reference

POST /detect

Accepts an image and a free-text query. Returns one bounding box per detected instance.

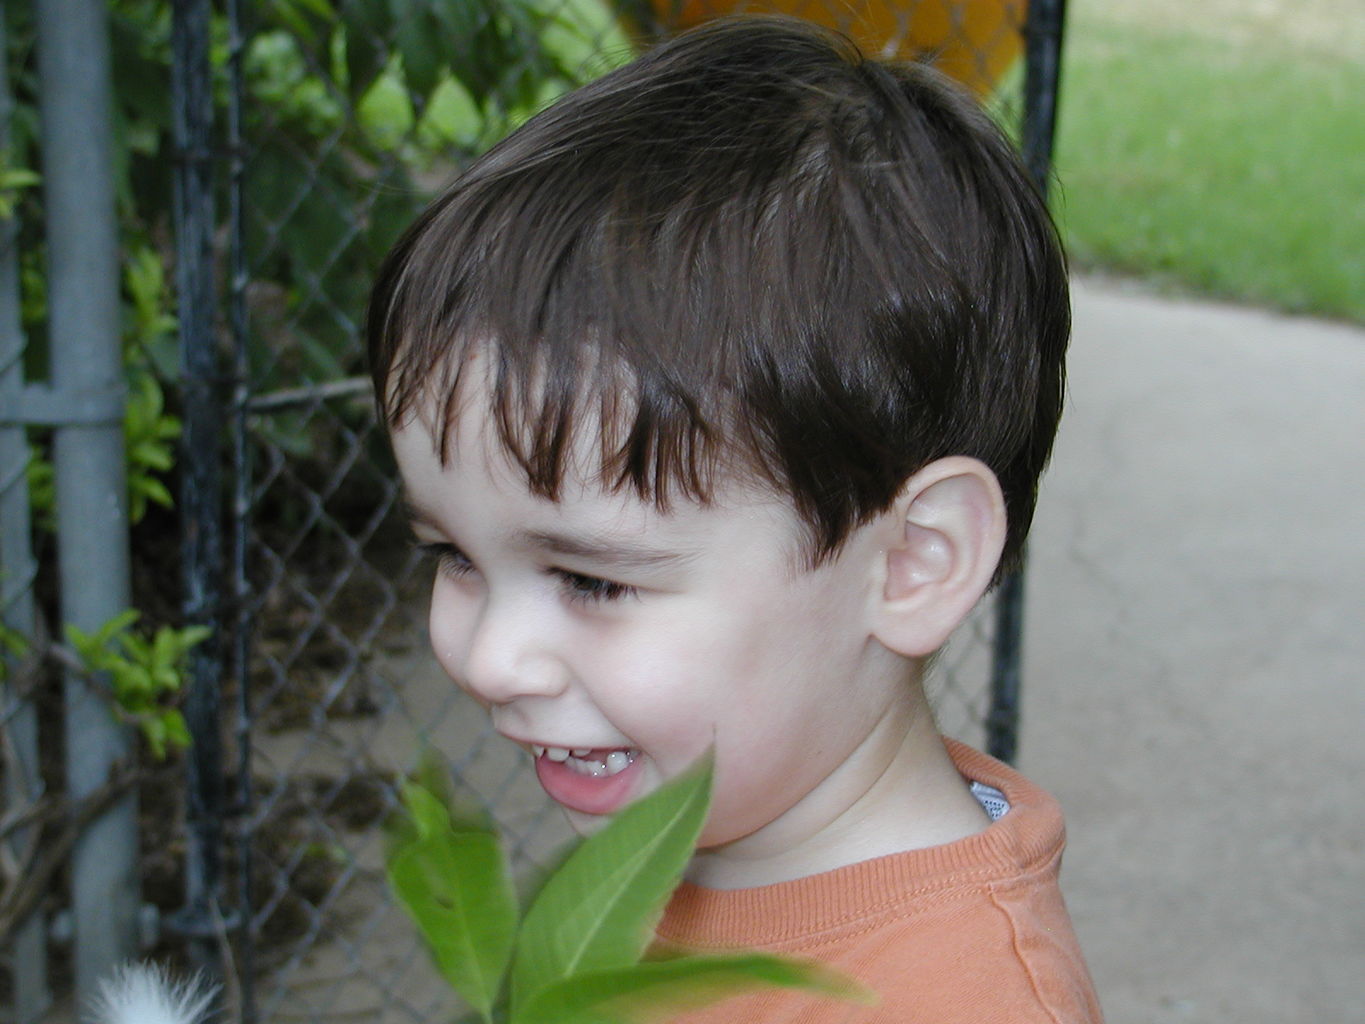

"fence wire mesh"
[229,3,1034,1022]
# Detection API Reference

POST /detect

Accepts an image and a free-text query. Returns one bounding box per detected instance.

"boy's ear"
[871,457,1007,658]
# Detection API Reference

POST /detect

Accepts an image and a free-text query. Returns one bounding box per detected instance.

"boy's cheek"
[428,592,474,689]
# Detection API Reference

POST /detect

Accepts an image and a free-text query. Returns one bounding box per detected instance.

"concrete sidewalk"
[1017,278,1365,1022]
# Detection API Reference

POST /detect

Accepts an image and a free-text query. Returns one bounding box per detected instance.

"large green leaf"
[388,784,518,1020]
[356,66,415,152]
[510,757,712,1012]
[533,0,635,80]
[514,952,872,1024]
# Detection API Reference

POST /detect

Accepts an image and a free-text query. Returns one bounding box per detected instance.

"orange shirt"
[655,741,1103,1023]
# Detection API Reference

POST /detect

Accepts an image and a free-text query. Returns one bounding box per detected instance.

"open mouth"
[531,745,643,816]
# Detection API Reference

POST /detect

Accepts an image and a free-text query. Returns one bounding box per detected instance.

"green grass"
[1052,15,1365,322]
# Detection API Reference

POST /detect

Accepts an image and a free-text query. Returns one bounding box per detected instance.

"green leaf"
[403,781,454,839]
[118,630,152,664]
[415,73,484,152]
[356,64,415,152]
[388,782,518,1019]
[143,715,168,761]
[514,952,873,1024]
[178,625,213,651]
[64,623,97,661]
[112,662,153,704]
[122,371,178,522]
[286,0,335,20]
[103,608,143,641]
[266,0,332,45]
[0,166,41,219]
[0,168,41,189]
[244,30,343,135]
[123,244,177,351]
[151,626,176,671]
[388,752,498,855]
[25,446,55,529]
[0,622,30,659]
[533,0,634,81]
[510,756,712,1012]
[156,710,191,759]
[131,444,174,473]
[66,609,140,666]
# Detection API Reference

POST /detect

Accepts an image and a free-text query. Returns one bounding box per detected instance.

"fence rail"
[0,2,1064,1019]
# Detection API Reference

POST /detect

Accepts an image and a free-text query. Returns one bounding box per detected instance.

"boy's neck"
[685,682,990,890]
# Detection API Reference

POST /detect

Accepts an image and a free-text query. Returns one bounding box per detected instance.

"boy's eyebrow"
[402,501,694,570]
[515,529,696,571]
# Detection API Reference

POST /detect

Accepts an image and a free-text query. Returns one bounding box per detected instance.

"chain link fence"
[2,1,1062,1020]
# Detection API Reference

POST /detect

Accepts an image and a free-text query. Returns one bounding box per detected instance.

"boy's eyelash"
[553,570,637,604]
[417,542,473,577]
[417,541,636,604]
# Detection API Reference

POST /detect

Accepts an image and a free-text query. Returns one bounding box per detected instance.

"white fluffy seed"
[88,962,218,1024]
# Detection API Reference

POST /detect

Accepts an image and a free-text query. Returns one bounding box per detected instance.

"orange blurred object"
[648,0,1026,96]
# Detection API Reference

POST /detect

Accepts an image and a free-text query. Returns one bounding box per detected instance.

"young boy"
[369,17,1101,1023]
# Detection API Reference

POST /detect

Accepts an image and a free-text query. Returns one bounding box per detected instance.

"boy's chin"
[562,804,615,836]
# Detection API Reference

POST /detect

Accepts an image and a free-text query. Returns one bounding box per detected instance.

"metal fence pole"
[987,570,1025,763]
[225,0,258,1017]
[988,0,1068,765]
[35,0,138,996]
[0,9,48,1020]
[1020,0,1068,194]
[168,0,230,985]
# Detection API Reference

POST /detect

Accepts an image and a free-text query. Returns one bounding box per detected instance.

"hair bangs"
[370,167,757,513]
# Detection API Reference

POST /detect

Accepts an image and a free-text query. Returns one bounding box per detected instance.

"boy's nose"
[430,589,567,706]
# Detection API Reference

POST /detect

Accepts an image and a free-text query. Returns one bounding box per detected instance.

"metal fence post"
[168,0,231,985]
[35,0,139,996]
[988,0,1068,765]
[1020,0,1068,194]
[225,0,258,1017]
[0,9,49,1020]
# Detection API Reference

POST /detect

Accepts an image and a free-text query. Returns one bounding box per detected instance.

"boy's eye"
[553,569,637,604]
[418,542,474,579]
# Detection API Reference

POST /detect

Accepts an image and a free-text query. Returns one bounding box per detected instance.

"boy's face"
[392,380,914,869]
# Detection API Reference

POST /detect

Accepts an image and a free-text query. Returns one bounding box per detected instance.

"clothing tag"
[970,780,1010,822]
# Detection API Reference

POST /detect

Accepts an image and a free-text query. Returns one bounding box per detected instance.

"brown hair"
[368,16,1068,575]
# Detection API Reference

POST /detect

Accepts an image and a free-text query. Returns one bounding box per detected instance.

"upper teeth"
[531,745,636,777]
